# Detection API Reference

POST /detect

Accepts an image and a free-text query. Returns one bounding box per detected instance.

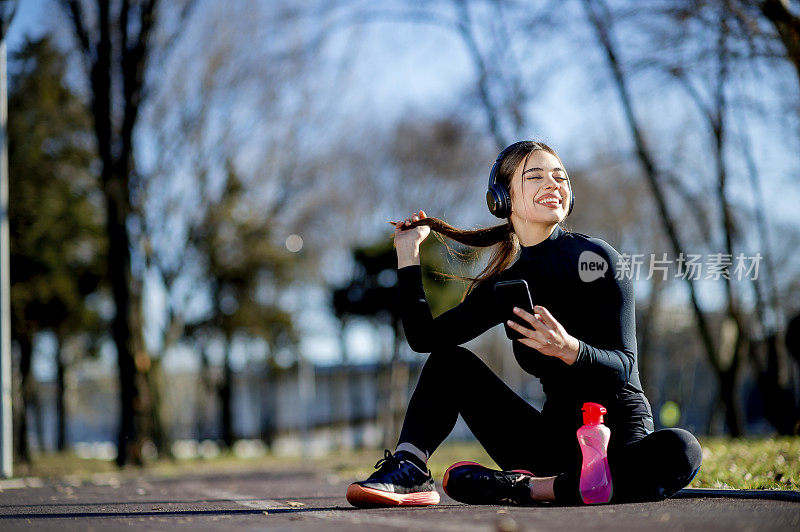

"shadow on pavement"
[675,488,800,502]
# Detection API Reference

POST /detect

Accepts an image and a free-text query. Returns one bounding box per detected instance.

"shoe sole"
[443,461,533,498]
[346,483,441,508]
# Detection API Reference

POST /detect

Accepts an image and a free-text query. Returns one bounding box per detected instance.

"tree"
[580,0,800,434]
[8,35,105,460]
[59,0,195,465]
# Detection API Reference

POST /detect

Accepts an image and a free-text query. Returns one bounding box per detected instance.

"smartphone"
[494,279,534,340]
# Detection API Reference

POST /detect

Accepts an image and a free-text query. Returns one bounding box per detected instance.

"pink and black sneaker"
[346,450,440,507]
[443,461,534,505]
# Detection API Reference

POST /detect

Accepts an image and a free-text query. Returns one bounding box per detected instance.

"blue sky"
[6,1,46,52]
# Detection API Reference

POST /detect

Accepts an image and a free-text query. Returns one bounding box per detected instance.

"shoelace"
[498,471,524,484]
[374,449,400,471]
[498,471,530,504]
[372,449,419,483]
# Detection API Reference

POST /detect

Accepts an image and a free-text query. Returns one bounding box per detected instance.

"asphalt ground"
[1,465,798,531]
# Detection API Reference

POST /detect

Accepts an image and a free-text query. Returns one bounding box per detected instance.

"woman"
[346,141,702,507]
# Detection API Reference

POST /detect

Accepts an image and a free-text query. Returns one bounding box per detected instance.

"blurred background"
[2,0,800,471]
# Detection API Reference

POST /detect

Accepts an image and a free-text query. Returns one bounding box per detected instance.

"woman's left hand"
[507,305,581,365]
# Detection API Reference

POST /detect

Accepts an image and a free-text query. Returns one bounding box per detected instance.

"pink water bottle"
[577,402,613,504]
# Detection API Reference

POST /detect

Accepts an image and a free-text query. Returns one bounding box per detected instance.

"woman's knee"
[650,428,702,499]
[615,428,702,502]
[420,346,498,400]
[659,428,703,475]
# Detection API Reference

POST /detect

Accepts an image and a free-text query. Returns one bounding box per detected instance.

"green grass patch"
[691,436,800,490]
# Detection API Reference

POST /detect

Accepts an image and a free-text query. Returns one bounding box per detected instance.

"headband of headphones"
[486,141,574,218]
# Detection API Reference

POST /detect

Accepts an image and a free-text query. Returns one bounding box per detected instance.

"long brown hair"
[404,141,570,297]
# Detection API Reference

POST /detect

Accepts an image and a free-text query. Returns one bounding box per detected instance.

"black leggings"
[398,346,703,504]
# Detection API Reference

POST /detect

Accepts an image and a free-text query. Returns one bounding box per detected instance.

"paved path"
[1,466,798,531]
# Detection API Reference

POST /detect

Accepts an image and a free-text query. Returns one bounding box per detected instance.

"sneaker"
[442,461,534,505]
[346,450,441,507]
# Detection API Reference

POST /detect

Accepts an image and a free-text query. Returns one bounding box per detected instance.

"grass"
[690,437,800,490]
[8,437,799,492]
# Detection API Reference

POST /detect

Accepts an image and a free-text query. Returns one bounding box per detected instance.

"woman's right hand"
[394,210,430,267]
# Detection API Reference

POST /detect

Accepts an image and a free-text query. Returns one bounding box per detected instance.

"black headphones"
[486,141,575,219]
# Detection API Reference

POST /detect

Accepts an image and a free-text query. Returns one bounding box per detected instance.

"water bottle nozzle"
[582,402,607,425]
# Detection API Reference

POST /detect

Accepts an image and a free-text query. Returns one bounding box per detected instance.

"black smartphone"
[494,279,534,340]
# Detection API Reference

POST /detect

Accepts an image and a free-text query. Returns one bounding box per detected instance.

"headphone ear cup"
[487,183,511,218]
[487,142,522,219]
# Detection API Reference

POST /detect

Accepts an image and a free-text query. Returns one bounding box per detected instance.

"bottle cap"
[582,402,607,425]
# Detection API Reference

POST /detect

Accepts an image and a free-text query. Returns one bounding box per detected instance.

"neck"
[514,221,559,247]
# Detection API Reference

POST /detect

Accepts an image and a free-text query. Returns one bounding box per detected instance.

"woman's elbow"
[616,352,636,387]
[599,352,634,389]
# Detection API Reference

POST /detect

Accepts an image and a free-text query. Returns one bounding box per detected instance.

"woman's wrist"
[397,246,421,268]
[561,336,581,365]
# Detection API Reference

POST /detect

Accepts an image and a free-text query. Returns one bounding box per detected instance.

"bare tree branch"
[62,0,92,59]
[759,0,800,84]
[580,0,722,380]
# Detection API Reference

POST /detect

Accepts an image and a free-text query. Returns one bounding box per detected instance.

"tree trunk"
[61,0,158,467]
[17,334,33,463]
[220,338,234,447]
[720,363,743,436]
[74,0,143,466]
[56,338,67,452]
[197,345,212,440]
[146,357,171,458]
[711,30,747,438]
[107,183,144,466]
[757,334,800,434]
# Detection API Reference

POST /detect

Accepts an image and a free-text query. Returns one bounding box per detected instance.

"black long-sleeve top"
[398,224,654,443]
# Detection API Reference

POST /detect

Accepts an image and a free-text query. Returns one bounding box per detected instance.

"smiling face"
[508,149,571,231]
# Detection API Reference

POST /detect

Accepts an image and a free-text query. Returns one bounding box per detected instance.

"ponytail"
[401,217,520,298]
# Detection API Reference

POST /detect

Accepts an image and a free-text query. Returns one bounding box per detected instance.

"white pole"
[0,37,12,479]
